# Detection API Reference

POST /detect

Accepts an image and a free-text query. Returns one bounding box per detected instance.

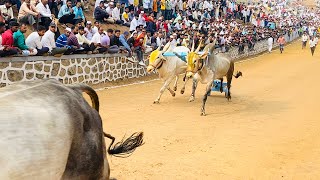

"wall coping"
[1,53,126,62]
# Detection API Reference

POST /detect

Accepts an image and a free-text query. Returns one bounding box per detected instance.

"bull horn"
[195,40,202,53]
[162,42,171,52]
[191,40,195,52]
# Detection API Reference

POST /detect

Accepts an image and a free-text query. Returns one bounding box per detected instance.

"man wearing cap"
[0,22,18,57]
[56,27,74,54]
[41,22,67,56]
[13,23,37,55]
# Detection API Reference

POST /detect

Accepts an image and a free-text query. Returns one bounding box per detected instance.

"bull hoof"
[172,92,176,97]
[189,96,195,102]
[153,100,160,104]
[180,89,185,94]
[200,111,206,116]
[173,86,177,91]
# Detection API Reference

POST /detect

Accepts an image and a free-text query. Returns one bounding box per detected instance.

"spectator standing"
[0,22,18,57]
[26,25,49,55]
[41,22,67,56]
[277,34,286,54]
[13,23,37,55]
[267,35,273,53]
[301,32,308,49]
[18,0,40,30]
[309,36,316,56]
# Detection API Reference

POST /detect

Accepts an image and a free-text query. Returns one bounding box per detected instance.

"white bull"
[147,43,191,104]
[0,79,144,180]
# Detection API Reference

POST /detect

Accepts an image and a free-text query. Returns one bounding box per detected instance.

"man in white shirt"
[138,11,146,27]
[0,0,14,24]
[84,21,94,40]
[112,3,123,24]
[26,25,49,55]
[301,32,308,49]
[91,27,108,53]
[36,0,53,29]
[309,36,316,56]
[267,35,273,53]
[129,14,139,33]
[41,22,67,56]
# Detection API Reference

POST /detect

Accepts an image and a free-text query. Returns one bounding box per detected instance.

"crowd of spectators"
[0,0,319,66]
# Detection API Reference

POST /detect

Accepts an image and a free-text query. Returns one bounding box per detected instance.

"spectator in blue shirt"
[119,31,132,57]
[73,1,85,23]
[58,0,76,26]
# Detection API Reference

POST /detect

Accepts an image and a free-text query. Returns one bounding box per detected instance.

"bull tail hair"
[233,71,243,78]
[104,132,144,158]
[67,84,100,112]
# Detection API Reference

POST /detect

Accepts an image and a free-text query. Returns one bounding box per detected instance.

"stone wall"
[0,30,299,87]
[0,54,149,87]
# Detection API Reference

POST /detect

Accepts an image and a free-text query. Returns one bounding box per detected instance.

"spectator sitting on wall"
[90,26,108,53]
[25,25,49,55]
[84,21,94,40]
[13,23,37,55]
[119,31,134,60]
[56,27,74,54]
[58,0,76,26]
[134,36,145,66]
[18,0,40,30]
[108,29,123,53]
[73,1,85,23]
[67,25,85,53]
[0,22,18,57]
[36,0,54,30]
[77,25,96,53]
[41,22,68,56]
[0,0,14,27]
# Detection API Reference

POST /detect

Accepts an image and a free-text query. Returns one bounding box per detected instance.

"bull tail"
[104,132,144,158]
[233,71,243,78]
[67,84,100,112]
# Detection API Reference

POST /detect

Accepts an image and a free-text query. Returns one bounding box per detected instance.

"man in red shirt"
[1,21,19,56]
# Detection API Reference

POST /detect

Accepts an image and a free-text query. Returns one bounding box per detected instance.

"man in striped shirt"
[56,27,74,54]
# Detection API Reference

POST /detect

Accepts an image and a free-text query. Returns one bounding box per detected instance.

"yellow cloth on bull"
[149,49,161,64]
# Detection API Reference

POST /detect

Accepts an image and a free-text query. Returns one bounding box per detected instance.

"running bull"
[0,79,144,180]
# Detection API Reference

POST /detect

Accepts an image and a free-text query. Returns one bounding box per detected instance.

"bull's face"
[186,51,208,78]
[147,49,164,73]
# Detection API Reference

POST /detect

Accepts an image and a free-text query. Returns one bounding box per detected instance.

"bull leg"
[226,63,234,100]
[154,76,175,104]
[173,75,179,91]
[180,76,189,94]
[219,78,224,93]
[189,76,199,102]
[167,87,176,97]
[201,80,214,116]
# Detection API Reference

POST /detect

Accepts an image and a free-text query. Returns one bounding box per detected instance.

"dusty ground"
[89,40,320,180]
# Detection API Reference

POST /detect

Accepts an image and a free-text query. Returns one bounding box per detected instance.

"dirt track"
[93,41,320,179]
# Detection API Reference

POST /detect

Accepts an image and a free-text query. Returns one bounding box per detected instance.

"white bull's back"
[0,98,73,180]
[0,81,78,180]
